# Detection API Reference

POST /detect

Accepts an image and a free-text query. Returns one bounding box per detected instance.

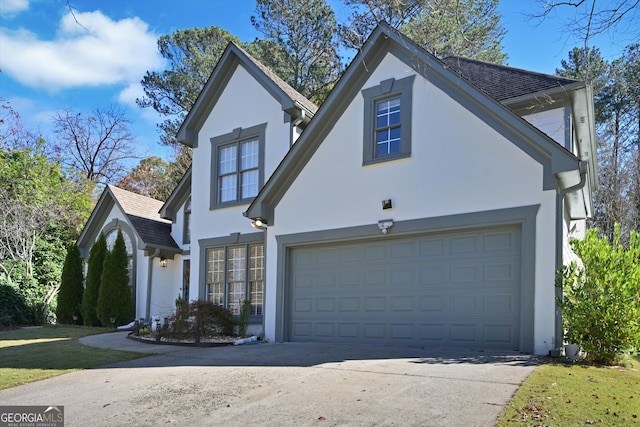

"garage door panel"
[287,226,521,349]
[483,294,517,313]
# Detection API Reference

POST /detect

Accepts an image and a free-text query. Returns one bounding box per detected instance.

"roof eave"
[77,187,116,254]
[502,81,586,112]
[177,43,316,148]
[159,166,192,221]
[245,23,586,224]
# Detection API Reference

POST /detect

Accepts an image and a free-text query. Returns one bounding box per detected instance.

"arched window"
[105,228,134,288]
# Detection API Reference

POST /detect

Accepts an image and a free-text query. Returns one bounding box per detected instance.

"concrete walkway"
[0,332,541,426]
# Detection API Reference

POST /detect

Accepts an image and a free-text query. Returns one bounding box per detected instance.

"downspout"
[554,162,588,350]
[146,249,161,323]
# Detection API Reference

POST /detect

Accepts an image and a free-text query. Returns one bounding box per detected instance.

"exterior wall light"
[378,219,394,234]
[251,218,267,230]
[159,257,168,268]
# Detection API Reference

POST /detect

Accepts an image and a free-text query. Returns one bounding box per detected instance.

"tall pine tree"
[97,229,132,326]
[82,233,107,326]
[56,243,84,324]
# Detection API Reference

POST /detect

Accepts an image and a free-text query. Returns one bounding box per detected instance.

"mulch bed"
[127,334,237,347]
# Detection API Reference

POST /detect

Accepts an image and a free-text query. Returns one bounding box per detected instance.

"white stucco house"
[78,23,596,355]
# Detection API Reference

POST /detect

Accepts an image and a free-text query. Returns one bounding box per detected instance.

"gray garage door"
[287,226,521,349]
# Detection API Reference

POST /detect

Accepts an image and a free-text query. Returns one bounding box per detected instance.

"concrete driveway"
[0,332,540,426]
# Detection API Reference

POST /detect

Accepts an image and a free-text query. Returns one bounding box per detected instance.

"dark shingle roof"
[108,185,179,250]
[127,215,179,250]
[441,56,579,102]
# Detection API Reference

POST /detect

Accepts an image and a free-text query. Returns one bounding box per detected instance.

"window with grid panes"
[210,123,266,209]
[361,75,415,165]
[205,243,264,317]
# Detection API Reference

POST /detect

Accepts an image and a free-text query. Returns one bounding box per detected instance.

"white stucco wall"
[147,255,183,321]
[189,63,291,302]
[523,108,567,149]
[263,53,560,354]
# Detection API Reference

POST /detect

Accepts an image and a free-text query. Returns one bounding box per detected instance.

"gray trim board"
[182,197,191,245]
[77,191,116,257]
[275,205,539,353]
[362,75,415,165]
[160,166,191,221]
[197,232,265,304]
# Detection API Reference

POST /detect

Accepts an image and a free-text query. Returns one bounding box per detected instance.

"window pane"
[207,248,225,284]
[228,282,246,315]
[249,244,264,315]
[250,281,263,315]
[105,229,132,254]
[389,100,400,126]
[241,169,259,199]
[249,244,264,281]
[208,283,224,306]
[219,145,237,174]
[219,175,237,203]
[207,248,225,306]
[240,139,259,170]
[376,97,401,129]
[227,246,246,282]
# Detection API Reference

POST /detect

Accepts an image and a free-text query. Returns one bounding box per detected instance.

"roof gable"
[107,185,168,222]
[77,185,178,255]
[177,42,317,148]
[245,23,582,224]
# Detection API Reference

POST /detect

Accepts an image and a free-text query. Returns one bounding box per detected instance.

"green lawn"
[0,326,150,390]
[496,357,640,426]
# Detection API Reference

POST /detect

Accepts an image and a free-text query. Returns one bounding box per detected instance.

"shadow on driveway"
[80,331,542,371]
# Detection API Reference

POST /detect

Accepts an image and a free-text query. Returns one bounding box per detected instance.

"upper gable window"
[210,123,266,209]
[362,75,415,165]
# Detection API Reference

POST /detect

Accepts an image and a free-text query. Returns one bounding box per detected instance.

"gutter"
[146,248,161,322]
[554,162,588,350]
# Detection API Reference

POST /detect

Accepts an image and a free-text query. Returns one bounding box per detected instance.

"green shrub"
[96,230,132,327]
[165,300,235,342]
[0,279,29,326]
[82,233,106,326]
[558,225,640,365]
[238,299,251,336]
[56,243,84,324]
[138,327,151,337]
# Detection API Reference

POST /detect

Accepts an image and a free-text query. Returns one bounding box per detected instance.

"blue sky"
[0,0,632,163]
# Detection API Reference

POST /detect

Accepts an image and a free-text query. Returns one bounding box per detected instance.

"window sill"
[363,152,411,166]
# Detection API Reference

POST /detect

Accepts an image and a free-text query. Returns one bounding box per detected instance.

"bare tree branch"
[530,0,640,46]
[53,105,140,184]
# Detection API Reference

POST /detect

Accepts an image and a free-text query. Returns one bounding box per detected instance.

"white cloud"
[117,82,162,124]
[0,10,165,91]
[0,0,29,17]
[117,82,145,108]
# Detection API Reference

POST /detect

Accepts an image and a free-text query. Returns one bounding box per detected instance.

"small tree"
[558,225,640,365]
[97,230,132,327]
[56,243,84,324]
[82,233,107,326]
